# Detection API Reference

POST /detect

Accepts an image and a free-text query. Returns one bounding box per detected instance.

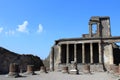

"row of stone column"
[8,63,47,77]
[59,42,102,64]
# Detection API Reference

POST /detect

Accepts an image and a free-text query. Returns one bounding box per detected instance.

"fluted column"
[82,43,85,63]
[90,43,93,63]
[74,44,77,62]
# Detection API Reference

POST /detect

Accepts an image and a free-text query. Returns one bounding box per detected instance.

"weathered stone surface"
[7,63,20,78]
[25,65,36,75]
[0,47,44,74]
[48,16,120,72]
[69,61,79,74]
[62,66,69,73]
[83,64,91,74]
[40,66,47,73]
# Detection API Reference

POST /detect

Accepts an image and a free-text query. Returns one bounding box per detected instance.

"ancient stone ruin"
[25,65,36,75]
[40,66,47,73]
[7,63,20,78]
[0,47,44,74]
[49,16,120,73]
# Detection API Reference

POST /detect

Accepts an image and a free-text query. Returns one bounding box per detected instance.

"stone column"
[90,43,93,63]
[66,44,69,64]
[50,47,54,71]
[40,66,47,73]
[8,63,20,77]
[58,44,61,64]
[99,42,102,63]
[26,65,35,75]
[82,43,85,63]
[74,44,77,62]
[109,44,113,64]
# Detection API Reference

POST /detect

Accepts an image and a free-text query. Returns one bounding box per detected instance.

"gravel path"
[0,71,120,80]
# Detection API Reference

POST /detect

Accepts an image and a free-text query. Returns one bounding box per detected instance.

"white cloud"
[0,27,3,33]
[37,24,43,33]
[17,21,29,33]
[5,30,15,35]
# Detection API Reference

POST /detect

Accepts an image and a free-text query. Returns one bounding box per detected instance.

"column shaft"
[90,43,93,63]
[109,44,113,64]
[74,44,77,62]
[82,43,85,63]
[99,42,102,63]
[59,44,61,64]
[66,44,69,64]
[50,47,54,71]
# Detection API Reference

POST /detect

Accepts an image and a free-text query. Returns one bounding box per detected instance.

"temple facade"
[49,16,120,72]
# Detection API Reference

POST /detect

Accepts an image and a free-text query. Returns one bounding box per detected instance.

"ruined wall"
[100,18,111,37]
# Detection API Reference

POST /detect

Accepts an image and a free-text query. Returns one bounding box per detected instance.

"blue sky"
[0,0,120,59]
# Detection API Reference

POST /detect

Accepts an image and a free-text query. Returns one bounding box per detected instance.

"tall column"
[109,43,113,64]
[58,44,61,64]
[66,44,69,64]
[74,44,77,62]
[50,47,54,71]
[90,43,93,63]
[99,42,102,63]
[82,43,85,63]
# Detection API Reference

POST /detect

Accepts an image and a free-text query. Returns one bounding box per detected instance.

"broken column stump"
[69,61,79,74]
[8,63,20,78]
[113,65,119,74]
[62,66,69,73]
[109,64,115,73]
[40,66,47,73]
[83,64,91,74]
[26,65,35,75]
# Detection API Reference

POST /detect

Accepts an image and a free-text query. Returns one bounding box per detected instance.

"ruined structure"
[50,16,120,72]
[0,47,44,74]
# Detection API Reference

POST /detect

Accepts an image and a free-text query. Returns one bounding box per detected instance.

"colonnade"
[59,42,102,64]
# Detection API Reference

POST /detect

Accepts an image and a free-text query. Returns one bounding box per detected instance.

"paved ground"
[0,71,120,80]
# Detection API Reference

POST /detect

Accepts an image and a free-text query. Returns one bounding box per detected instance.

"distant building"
[49,16,120,72]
